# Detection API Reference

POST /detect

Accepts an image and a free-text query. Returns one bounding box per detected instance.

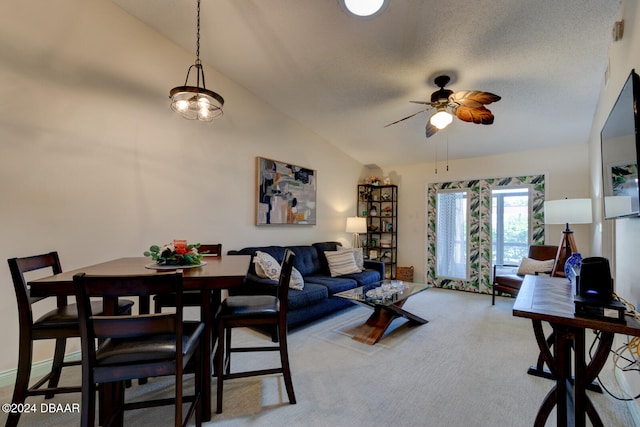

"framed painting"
[256,157,316,225]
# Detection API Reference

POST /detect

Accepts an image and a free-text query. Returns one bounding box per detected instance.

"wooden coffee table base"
[347,299,428,345]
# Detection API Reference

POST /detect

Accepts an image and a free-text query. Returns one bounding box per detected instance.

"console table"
[513,274,640,427]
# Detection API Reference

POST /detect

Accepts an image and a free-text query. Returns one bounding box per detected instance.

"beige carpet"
[0,288,636,426]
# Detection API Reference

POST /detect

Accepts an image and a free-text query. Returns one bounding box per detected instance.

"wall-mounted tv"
[601,69,640,219]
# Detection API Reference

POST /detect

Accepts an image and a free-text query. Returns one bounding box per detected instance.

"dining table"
[28,254,251,423]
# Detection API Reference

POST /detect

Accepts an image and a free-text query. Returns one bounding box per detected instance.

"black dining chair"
[215,248,297,413]
[6,252,134,427]
[153,244,222,313]
[73,271,204,427]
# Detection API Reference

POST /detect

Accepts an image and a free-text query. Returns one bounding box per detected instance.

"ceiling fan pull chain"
[434,137,438,174]
[446,133,449,172]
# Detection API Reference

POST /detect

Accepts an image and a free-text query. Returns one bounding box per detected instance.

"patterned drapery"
[426,175,545,293]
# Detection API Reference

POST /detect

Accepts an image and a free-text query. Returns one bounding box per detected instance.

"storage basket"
[396,266,414,282]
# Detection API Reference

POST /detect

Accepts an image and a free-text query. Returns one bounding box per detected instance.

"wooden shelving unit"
[357,184,397,279]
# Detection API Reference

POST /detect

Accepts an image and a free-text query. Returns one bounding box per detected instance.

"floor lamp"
[544,198,593,277]
[346,217,367,248]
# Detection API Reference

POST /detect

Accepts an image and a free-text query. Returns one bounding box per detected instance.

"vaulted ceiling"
[112,0,622,167]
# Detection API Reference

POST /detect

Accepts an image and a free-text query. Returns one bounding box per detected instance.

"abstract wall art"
[256,157,316,225]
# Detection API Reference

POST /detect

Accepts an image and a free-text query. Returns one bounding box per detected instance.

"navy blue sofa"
[227,242,384,329]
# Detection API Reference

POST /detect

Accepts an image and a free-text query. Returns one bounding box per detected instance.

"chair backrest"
[528,244,558,261]
[8,252,65,322]
[276,249,296,317]
[199,244,222,256]
[73,272,184,366]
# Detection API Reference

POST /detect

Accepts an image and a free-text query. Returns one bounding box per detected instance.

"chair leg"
[216,322,225,414]
[7,334,33,427]
[45,337,67,399]
[225,328,232,375]
[175,369,183,427]
[194,338,203,427]
[80,374,96,427]
[278,322,296,405]
[492,287,496,305]
[115,381,125,427]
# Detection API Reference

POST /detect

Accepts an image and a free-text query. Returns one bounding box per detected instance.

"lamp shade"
[544,198,593,225]
[346,217,367,233]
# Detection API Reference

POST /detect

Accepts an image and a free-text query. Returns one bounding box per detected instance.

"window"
[436,190,468,279]
[491,187,530,265]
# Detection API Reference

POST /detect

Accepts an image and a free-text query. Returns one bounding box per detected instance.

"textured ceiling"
[112,0,622,167]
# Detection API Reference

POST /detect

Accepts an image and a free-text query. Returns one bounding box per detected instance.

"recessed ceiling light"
[343,0,387,17]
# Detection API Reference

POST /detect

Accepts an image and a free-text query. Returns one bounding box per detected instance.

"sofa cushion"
[304,275,358,295]
[342,269,382,287]
[287,282,328,311]
[288,245,324,276]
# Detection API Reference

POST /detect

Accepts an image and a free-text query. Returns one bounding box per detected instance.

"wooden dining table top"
[28,255,251,297]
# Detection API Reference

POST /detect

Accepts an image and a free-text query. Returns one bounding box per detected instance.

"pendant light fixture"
[169,0,224,122]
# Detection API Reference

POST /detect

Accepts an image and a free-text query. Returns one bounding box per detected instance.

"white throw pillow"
[289,267,305,290]
[325,249,361,277]
[517,257,555,275]
[253,251,281,280]
[253,251,304,289]
[337,246,364,270]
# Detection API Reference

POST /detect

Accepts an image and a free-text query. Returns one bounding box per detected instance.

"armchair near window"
[491,244,558,305]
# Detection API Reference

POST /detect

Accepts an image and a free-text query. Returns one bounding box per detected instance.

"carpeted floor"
[0,288,637,426]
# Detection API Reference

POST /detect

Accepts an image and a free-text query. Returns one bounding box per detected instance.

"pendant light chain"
[169,0,224,121]
[196,0,201,61]
[195,0,202,89]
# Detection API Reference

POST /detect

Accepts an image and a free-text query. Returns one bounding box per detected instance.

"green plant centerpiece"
[144,240,207,266]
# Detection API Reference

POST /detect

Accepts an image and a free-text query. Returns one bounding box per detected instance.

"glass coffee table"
[335,280,431,345]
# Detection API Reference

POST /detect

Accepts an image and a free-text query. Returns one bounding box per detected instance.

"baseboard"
[0,352,81,389]
[615,368,640,426]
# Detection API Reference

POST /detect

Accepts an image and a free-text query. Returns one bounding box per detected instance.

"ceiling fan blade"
[384,108,431,127]
[410,100,435,105]
[425,121,439,138]
[450,90,501,108]
[455,105,495,124]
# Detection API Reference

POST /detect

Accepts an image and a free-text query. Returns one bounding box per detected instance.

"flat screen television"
[601,69,640,219]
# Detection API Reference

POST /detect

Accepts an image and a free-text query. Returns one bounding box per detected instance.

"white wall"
[380,143,592,283]
[587,0,640,415]
[0,1,362,373]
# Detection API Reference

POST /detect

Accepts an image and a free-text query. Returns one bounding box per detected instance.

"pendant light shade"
[169,0,224,122]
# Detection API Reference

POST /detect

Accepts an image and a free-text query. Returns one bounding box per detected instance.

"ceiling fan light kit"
[343,0,387,17]
[430,109,453,130]
[386,75,501,138]
[169,0,224,122]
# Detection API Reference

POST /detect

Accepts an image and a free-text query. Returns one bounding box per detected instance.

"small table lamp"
[544,198,593,277]
[346,217,367,248]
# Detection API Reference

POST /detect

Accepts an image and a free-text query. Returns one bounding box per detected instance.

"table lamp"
[544,198,593,277]
[346,217,367,248]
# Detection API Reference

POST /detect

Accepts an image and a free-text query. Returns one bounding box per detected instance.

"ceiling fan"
[385,75,501,138]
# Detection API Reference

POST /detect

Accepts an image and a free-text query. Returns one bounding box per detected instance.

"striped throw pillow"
[325,249,361,277]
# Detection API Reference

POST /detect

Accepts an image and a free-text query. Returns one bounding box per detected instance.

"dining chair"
[153,244,222,313]
[6,252,134,427]
[215,248,296,414]
[73,271,204,427]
